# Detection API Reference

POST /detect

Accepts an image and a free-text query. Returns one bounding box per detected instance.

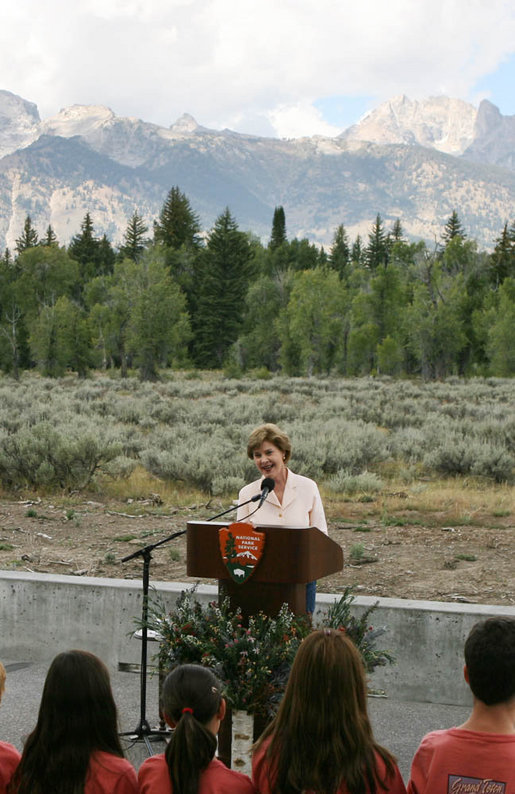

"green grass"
[349,543,366,562]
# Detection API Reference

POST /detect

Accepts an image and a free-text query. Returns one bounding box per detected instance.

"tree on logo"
[224,532,237,561]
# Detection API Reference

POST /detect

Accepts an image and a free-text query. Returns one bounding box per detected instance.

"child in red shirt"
[252,628,406,794]
[8,650,138,794]
[138,664,255,794]
[408,617,515,794]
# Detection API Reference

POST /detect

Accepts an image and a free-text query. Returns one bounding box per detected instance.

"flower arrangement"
[146,585,393,717]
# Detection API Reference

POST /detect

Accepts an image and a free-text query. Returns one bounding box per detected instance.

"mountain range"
[0,91,514,252]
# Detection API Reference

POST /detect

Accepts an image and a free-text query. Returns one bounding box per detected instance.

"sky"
[1,0,515,139]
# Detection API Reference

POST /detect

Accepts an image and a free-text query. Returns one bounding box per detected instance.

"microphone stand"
[119,487,269,754]
[120,528,186,754]
[206,493,259,522]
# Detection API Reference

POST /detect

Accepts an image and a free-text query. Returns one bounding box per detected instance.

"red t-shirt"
[0,741,21,794]
[407,728,515,794]
[252,737,406,794]
[138,754,256,794]
[85,751,138,794]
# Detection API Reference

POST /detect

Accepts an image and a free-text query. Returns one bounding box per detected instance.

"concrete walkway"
[1,655,471,783]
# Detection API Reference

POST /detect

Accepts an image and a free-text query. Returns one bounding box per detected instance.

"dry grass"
[322,477,514,528]
[98,466,216,511]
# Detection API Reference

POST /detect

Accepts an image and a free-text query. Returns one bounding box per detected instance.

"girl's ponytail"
[162,665,222,794]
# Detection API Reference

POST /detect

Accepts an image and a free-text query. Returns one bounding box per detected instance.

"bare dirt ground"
[0,492,513,606]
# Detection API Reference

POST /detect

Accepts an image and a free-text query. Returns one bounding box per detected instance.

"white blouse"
[237,470,327,534]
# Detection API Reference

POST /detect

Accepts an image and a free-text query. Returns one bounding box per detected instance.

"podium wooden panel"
[187,520,343,618]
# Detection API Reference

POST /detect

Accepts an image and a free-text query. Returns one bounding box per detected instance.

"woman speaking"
[237,423,327,614]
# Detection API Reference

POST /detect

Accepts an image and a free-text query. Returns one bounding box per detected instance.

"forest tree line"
[0,188,514,380]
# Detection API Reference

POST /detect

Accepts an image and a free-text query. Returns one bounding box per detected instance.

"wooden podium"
[187,520,344,618]
[187,520,343,765]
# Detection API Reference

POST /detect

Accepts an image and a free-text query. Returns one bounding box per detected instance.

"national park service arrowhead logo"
[219,522,265,584]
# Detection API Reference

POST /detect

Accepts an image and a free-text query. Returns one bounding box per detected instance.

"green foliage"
[366,214,388,269]
[488,223,515,287]
[119,212,149,261]
[329,224,351,280]
[323,586,395,671]
[269,206,287,250]
[2,197,515,381]
[280,269,347,375]
[126,248,191,380]
[424,435,513,483]
[485,278,515,375]
[68,213,114,283]
[148,586,393,716]
[442,210,466,244]
[0,421,121,489]
[327,470,383,496]
[15,216,39,253]
[406,260,468,378]
[14,246,79,320]
[0,374,512,491]
[154,186,201,250]
[29,296,92,377]
[193,209,255,367]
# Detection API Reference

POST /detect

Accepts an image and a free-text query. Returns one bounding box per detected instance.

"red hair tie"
[182,707,194,715]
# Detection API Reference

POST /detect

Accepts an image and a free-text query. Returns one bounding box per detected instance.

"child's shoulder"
[208,758,256,792]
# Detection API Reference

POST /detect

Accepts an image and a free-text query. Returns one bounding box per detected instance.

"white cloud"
[267,102,341,139]
[0,0,514,136]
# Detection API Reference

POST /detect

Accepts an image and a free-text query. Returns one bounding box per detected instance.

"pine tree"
[41,225,58,247]
[442,210,466,244]
[15,216,39,254]
[2,248,13,267]
[68,213,102,283]
[194,208,254,367]
[98,235,115,275]
[154,186,201,250]
[489,222,515,287]
[119,212,149,261]
[390,219,404,242]
[366,214,388,269]
[269,206,287,250]
[329,224,350,279]
[351,235,364,265]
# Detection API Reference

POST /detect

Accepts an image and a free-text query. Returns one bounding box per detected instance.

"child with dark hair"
[0,663,21,794]
[252,629,406,794]
[8,650,138,794]
[408,616,515,793]
[138,664,256,794]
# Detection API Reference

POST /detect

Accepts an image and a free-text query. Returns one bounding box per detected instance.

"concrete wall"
[2,571,514,705]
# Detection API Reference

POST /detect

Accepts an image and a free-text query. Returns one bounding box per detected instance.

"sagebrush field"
[0,373,513,605]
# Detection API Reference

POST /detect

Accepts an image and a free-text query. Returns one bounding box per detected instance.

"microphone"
[255,477,275,508]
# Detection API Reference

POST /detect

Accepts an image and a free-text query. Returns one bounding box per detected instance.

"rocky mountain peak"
[169,113,201,134]
[40,104,117,137]
[0,90,40,127]
[341,95,477,155]
[0,90,40,157]
[465,98,515,170]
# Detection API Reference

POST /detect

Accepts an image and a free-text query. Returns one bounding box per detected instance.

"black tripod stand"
[119,486,269,754]
[120,529,186,754]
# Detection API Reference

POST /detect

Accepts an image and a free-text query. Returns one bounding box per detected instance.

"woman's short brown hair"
[247,423,292,463]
